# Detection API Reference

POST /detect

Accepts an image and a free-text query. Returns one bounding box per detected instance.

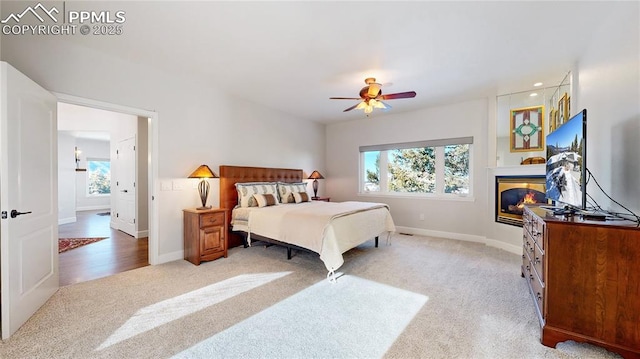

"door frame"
[55,93,159,265]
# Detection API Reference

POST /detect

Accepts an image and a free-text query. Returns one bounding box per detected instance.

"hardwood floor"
[58,210,149,286]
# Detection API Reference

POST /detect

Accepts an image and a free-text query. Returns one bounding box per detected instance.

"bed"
[219,165,396,280]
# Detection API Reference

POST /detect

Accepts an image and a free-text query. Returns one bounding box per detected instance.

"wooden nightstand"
[312,197,330,202]
[183,208,228,265]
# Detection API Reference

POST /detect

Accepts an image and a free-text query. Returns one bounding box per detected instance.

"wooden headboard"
[219,165,303,247]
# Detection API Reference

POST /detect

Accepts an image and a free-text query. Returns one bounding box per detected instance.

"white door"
[115,136,136,237]
[0,62,58,339]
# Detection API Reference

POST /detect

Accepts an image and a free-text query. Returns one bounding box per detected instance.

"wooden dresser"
[522,205,640,358]
[183,208,228,265]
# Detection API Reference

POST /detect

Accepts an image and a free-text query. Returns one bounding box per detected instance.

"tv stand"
[522,205,640,358]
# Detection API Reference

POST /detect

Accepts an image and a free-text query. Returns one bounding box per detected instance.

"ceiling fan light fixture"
[370,99,386,109]
[367,83,382,98]
[355,101,368,111]
[330,77,416,114]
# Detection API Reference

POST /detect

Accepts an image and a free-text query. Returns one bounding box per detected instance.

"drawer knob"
[536,292,542,301]
[534,257,541,264]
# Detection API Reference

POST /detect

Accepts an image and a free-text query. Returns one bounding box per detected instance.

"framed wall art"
[549,108,557,132]
[510,105,545,152]
[558,93,568,125]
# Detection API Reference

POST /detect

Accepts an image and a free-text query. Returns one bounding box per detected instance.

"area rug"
[58,237,107,253]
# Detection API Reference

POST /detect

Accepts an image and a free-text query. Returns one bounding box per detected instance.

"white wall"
[326,98,489,243]
[576,2,640,215]
[57,132,76,224]
[2,32,325,263]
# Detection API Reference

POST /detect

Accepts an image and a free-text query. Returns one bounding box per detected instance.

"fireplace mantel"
[490,164,545,177]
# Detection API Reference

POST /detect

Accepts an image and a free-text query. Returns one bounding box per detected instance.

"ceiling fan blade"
[380,91,417,100]
[343,103,361,112]
[380,101,392,110]
[330,97,362,100]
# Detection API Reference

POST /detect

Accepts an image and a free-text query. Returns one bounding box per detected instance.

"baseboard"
[137,230,149,238]
[157,250,184,264]
[76,206,110,211]
[485,237,521,255]
[394,226,521,255]
[58,217,76,225]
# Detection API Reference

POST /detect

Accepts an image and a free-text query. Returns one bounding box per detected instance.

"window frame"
[359,137,473,200]
[85,157,112,197]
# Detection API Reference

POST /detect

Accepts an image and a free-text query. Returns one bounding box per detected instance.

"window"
[87,159,111,196]
[360,137,472,197]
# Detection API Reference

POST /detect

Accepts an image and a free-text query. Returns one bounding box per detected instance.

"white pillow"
[278,182,308,203]
[253,193,278,207]
[293,191,310,203]
[236,182,278,207]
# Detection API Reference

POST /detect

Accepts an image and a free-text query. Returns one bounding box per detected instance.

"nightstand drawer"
[200,212,224,228]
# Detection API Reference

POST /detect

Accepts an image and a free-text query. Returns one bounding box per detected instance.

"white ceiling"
[60,1,614,124]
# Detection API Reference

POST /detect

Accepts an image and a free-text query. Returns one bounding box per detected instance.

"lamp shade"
[308,170,324,180]
[188,164,218,179]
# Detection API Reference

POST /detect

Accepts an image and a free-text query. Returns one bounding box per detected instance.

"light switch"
[172,180,185,190]
[161,181,172,191]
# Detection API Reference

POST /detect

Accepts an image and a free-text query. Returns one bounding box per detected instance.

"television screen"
[545,109,587,209]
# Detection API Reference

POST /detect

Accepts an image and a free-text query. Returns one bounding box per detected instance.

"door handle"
[11,209,32,218]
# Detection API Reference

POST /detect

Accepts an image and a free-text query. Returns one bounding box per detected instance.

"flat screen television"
[545,109,587,210]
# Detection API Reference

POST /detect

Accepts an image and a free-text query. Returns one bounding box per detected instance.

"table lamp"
[308,170,325,199]
[188,164,218,209]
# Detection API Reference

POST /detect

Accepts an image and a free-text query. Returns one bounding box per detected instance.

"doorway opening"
[56,94,158,285]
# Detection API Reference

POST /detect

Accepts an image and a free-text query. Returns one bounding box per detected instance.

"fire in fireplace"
[495,176,546,226]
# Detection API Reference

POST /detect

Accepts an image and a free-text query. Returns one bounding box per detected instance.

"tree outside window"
[87,159,111,195]
[444,144,470,194]
[388,147,436,193]
[361,138,472,197]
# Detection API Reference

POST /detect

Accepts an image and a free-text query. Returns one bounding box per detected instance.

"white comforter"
[232,201,396,272]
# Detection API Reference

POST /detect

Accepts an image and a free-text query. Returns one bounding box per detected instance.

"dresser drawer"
[533,242,544,283]
[523,244,533,275]
[524,233,535,258]
[528,268,545,319]
[530,216,545,250]
[200,212,225,228]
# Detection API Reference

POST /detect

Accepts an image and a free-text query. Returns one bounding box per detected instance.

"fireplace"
[495,176,546,226]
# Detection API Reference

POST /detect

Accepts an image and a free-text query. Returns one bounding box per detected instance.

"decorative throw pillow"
[236,182,278,207]
[278,182,308,203]
[292,191,310,203]
[254,193,278,207]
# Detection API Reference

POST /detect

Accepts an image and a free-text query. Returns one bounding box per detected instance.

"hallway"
[58,210,149,286]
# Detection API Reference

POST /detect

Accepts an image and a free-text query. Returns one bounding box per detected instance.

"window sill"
[358,192,475,202]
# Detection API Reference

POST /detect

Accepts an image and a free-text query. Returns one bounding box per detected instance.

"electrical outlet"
[419,213,425,221]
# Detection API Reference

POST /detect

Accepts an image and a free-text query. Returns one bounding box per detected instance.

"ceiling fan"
[330,78,417,114]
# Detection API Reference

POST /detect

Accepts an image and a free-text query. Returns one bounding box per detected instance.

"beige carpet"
[0,234,622,358]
